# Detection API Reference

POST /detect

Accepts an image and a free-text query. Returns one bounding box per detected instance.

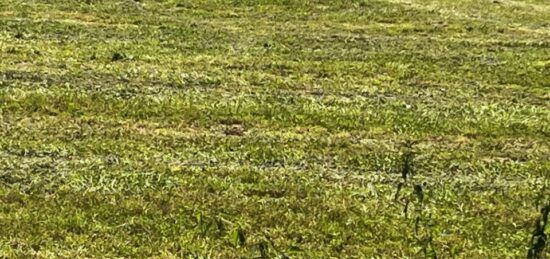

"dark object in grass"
[400,141,416,181]
[414,184,424,203]
[111,52,125,62]
[528,203,549,259]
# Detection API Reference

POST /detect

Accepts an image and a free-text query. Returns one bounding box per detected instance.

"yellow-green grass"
[0,0,549,257]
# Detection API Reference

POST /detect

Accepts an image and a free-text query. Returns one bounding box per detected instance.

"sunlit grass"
[0,0,549,257]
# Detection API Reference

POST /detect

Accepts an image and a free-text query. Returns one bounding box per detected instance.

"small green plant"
[528,203,550,259]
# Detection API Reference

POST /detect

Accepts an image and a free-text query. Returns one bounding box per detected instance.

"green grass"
[0,0,549,257]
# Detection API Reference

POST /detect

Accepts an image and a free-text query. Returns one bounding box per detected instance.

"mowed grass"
[0,0,549,257]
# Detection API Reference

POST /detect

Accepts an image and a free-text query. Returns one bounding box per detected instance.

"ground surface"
[0,0,549,257]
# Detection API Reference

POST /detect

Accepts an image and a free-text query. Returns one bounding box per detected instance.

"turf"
[0,0,549,257]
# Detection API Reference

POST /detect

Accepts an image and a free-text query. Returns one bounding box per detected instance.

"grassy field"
[0,0,549,257]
